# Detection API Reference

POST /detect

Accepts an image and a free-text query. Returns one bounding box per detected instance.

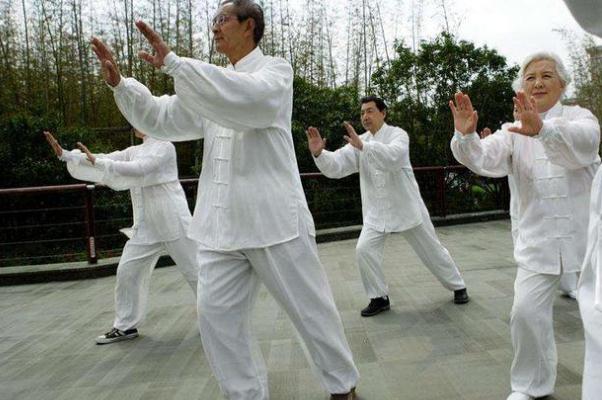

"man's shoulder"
[386,124,409,138]
[261,54,293,71]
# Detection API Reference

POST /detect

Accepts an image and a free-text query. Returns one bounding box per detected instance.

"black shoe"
[330,387,356,399]
[95,327,139,345]
[454,288,470,304]
[361,296,390,317]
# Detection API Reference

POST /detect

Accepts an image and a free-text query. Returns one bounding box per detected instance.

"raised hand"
[449,92,478,135]
[135,20,171,68]
[306,126,327,157]
[508,90,543,137]
[43,131,63,157]
[77,142,96,165]
[91,37,121,87]
[342,122,363,150]
[480,127,492,139]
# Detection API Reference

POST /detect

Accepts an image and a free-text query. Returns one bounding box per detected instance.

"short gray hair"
[512,52,571,95]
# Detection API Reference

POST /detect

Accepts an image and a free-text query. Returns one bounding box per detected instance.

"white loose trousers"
[114,235,199,331]
[578,262,602,400]
[510,268,561,398]
[356,207,466,299]
[197,218,359,400]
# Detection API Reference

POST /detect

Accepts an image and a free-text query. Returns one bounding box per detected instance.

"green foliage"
[372,32,518,166]
[292,77,361,172]
[2,32,519,186]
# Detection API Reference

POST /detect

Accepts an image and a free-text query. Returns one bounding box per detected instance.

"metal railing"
[0,166,509,267]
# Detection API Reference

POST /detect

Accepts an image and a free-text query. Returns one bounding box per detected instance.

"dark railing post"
[436,167,447,217]
[83,184,98,264]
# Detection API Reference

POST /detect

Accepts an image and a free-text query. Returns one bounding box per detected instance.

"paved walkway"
[0,220,584,400]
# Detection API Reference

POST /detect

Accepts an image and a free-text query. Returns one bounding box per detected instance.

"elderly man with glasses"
[90,0,359,399]
[450,52,601,400]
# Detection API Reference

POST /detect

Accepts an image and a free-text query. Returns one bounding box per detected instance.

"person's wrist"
[313,149,323,158]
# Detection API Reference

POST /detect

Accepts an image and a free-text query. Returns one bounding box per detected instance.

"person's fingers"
[136,20,162,48]
[464,94,474,111]
[77,142,90,154]
[517,92,529,111]
[43,132,54,146]
[454,92,463,110]
[529,96,538,112]
[91,44,103,61]
[322,138,327,147]
[449,100,457,117]
[473,110,478,126]
[91,37,114,61]
[343,135,351,143]
[512,97,523,114]
[343,121,357,136]
[138,50,155,65]
[507,126,526,135]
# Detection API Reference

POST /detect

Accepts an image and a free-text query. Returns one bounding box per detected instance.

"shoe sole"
[360,305,390,317]
[454,297,470,305]
[95,333,139,345]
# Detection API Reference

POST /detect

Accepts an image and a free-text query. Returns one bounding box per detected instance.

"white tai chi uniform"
[509,175,578,297]
[110,47,359,399]
[579,165,602,400]
[451,102,600,397]
[562,2,602,399]
[314,123,465,299]
[59,137,198,331]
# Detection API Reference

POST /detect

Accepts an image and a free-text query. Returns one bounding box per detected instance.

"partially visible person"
[562,0,602,37]
[561,1,602,398]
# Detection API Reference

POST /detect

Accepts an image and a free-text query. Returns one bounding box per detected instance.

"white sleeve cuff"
[454,131,479,141]
[108,76,127,92]
[161,52,181,75]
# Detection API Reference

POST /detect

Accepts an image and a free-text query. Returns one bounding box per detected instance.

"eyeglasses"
[212,14,236,27]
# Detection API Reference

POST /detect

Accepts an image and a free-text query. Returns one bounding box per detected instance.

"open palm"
[449,92,478,135]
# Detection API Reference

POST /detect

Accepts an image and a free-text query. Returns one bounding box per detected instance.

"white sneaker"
[563,289,577,300]
[506,392,533,400]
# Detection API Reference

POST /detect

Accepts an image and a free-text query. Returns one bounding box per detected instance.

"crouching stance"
[44,130,198,344]
[307,96,468,317]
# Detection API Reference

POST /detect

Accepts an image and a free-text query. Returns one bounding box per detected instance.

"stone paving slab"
[0,220,584,399]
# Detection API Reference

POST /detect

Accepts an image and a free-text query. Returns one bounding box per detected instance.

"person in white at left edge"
[450,52,600,400]
[89,1,359,399]
[43,129,198,344]
[561,1,602,397]
[307,95,469,318]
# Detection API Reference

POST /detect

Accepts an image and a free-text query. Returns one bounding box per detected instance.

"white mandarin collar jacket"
[60,137,191,244]
[451,102,601,273]
[313,123,423,232]
[111,47,314,251]
[583,166,602,311]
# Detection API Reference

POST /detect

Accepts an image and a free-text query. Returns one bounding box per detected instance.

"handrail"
[0,165,508,267]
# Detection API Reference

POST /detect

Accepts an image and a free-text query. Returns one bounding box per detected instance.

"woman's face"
[521,59,565,113]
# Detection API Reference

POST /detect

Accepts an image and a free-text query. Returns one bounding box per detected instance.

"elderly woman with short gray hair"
[450,52,601,400]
